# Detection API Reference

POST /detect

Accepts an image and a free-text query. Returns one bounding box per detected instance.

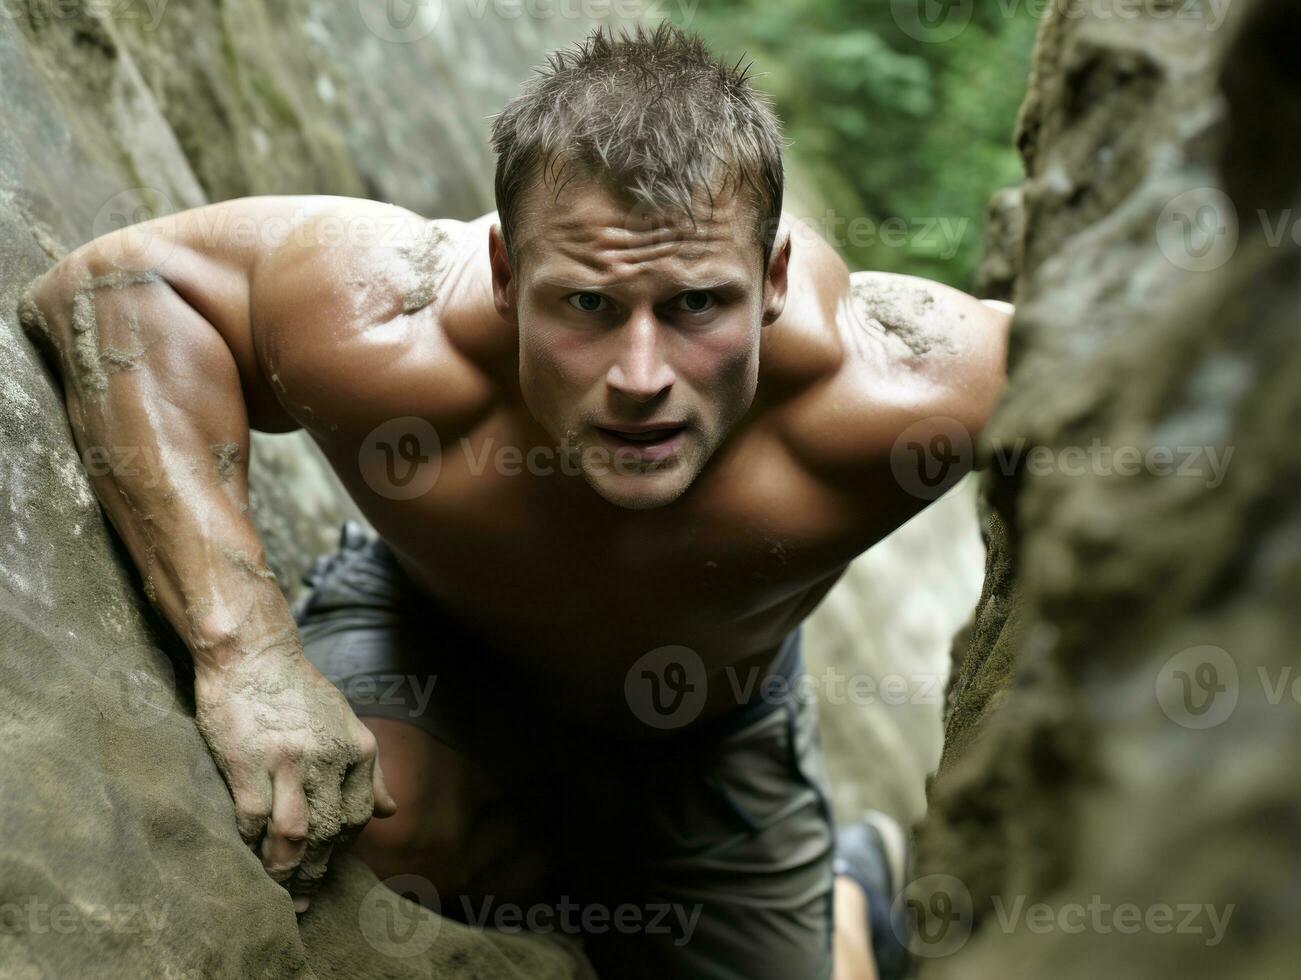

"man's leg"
[351,683,884,976]
[335,694,884,972]
[832,812,913,980]
[570,634,908,979]
[349,716,551,912]
[292,523,553,915]
[562,633,838,979]
[834,878,879,980]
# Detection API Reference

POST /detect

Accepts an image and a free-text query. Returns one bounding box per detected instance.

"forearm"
[22,225,393,908]
[23,253,295,672]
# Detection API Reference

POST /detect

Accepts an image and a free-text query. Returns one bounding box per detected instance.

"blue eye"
[567,292,609,313]
[677,291,716,313]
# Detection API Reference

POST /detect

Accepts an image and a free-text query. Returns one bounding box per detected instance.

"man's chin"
[583,464,694,511]
[555,425,705,509]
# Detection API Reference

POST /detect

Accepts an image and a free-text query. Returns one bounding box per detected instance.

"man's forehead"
[516,179,760,276]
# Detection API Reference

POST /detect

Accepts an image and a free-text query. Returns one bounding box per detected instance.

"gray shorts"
[293,521,836,979]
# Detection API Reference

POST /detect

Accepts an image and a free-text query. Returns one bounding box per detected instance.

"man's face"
[489,178,789,510]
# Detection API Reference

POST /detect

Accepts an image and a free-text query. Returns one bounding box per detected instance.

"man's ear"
[761,229,791,327]
[488,224,518,325]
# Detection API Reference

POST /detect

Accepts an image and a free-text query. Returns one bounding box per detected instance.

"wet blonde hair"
[489,21,786,271]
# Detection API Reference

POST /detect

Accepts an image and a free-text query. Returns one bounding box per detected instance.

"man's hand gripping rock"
[193,639,398,913]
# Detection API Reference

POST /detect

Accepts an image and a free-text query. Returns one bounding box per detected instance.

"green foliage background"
[673,2,1040,290]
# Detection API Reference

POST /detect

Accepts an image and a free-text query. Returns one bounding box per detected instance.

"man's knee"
[349,716,549,905]
[345,717,479,887]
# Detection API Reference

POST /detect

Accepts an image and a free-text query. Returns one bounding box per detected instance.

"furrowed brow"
[674,275,748,293]
[534,273,748,293]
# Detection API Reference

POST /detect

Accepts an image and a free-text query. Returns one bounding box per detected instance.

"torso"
[334,379,872,733]
[176,196,1004,735]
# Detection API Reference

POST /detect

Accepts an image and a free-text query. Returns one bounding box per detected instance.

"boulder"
[0,1,606,976]
[916,1,1301,976]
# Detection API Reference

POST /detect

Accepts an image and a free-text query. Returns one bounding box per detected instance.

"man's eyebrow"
[532,274,610,290]
[533,273,749,292]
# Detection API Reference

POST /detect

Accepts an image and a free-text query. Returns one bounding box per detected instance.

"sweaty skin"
[25,191,1009,911]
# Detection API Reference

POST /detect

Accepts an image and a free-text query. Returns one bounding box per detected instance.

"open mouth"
[599,427,684,443]
[593,425,687,461]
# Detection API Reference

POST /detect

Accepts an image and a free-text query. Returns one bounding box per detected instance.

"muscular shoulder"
[775,267,1010,500]
[249,199,497,438]
[842,272,1009,418]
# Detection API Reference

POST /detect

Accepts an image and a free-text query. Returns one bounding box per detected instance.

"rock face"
[0,1,610,976]
[916,1,1301,976]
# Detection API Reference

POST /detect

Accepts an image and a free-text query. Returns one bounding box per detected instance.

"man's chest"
[319,406,872,673]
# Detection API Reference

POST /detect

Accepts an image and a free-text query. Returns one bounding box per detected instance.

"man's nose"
[606,311,675,401]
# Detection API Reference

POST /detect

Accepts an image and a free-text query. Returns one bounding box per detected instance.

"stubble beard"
[558,423,694,508]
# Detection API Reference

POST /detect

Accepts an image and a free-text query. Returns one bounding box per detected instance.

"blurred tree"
[672,1,1039,290]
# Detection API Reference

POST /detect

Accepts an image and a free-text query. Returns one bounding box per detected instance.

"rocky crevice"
[917,2,1301,975]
